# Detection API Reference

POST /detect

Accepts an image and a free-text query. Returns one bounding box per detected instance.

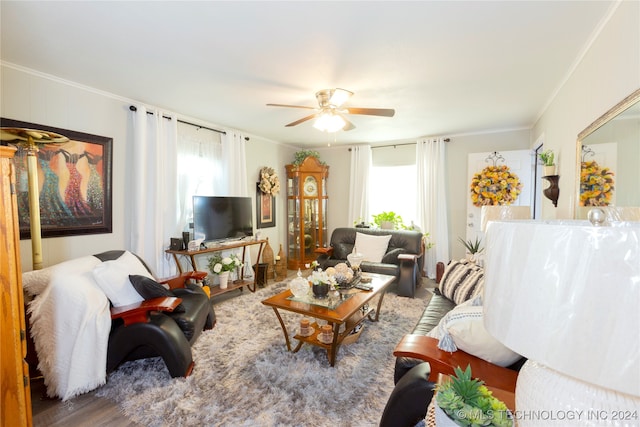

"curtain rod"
[129,105,250,141]
[371,139,450,149]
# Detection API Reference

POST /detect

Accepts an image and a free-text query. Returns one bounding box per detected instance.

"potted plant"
[435,365,513,427]
[538,149,556,176]
[458,236,483,262]
[293,150,324,166]
[207,253,242,289]
[371,211,404,229]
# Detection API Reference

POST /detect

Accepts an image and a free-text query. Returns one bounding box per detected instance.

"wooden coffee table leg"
[328,323,341,366]
[369,290,387,322]
[271,307,292,351]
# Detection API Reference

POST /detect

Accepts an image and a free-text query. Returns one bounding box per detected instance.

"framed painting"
[256,183,275,228]
[1,118,113,238]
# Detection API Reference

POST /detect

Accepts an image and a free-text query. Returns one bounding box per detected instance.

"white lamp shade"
[483,220,640,397]
[480,205,531,232]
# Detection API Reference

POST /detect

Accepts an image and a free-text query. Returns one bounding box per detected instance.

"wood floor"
[31,378,139,427]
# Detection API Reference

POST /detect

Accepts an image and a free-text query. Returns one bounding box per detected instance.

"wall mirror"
[575,88,640,219]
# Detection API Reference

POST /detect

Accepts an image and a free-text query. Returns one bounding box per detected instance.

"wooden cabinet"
[285,156,329,270]
[0,146,32,427]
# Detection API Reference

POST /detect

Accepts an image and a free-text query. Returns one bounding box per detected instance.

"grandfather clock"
[285,156,329,270]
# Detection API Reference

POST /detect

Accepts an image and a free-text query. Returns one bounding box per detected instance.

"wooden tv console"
[166,239,267,297]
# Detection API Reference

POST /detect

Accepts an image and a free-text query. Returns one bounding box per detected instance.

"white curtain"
[416,138,450,278]
[220,130,253,277]
[348,145,372,225]
[176,123,223,232]
[221,131,248,196]
[128,106,179,277]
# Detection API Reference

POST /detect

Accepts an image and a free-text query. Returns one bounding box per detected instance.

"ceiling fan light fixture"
[313,111,346,133]
[328,88,353,107]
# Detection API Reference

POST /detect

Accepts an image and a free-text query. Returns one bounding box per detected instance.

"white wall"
[2,64,129,270]
[244,136,297,263]
[532,0,640,219]
[1,63,295,272]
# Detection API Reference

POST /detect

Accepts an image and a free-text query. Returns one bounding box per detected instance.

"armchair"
[94,250,216,378]
[23,250,216,400]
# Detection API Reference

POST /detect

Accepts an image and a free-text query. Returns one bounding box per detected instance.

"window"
[369,145,418,227]
[176,123,223,230]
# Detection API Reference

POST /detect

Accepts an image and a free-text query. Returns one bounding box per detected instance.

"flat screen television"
[193,196,253,242]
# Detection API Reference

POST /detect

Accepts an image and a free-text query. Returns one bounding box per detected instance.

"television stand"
[166,239,267,297]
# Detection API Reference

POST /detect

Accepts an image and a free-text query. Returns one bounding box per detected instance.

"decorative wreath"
[580,160,615,206]
[258,166,280,195]
[470,165,522,207]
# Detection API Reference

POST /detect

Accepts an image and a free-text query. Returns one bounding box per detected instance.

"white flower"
[208,252,242,274]
[307,270,336,286]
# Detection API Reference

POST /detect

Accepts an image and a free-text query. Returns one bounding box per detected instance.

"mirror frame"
[575,88,640,217]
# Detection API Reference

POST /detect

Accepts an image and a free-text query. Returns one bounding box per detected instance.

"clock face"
[303,176,318,196]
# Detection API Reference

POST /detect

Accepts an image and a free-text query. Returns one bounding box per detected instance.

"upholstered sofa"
[22,250,215,400]
[315,227,424,297]
[380,259,524,427]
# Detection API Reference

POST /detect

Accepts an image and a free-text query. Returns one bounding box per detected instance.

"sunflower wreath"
[258,166,280,195]
[580,160,615,206]
[470,165,522,207]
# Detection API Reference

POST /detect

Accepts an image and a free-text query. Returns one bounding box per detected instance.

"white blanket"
[25,256,111,401]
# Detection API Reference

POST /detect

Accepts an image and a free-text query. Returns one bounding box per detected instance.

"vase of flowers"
[207,253,243,289]
[308,269,334,299]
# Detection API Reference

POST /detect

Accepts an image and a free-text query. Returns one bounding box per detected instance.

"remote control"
[355,283,373,291]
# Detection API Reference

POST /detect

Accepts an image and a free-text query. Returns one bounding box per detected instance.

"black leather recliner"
[94,250,216,377]
[316,227,424,297]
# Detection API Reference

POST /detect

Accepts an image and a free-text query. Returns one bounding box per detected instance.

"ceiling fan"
[267,88,395,132]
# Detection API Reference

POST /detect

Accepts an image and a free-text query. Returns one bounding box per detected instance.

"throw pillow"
[354,232,392,263]
[438,259,484,304]
[433,304,521,367]
[129,275,186,313]
[92,251,152,307]
[381,247,406,264]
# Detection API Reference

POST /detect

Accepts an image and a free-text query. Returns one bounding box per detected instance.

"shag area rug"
[96,281,429,427]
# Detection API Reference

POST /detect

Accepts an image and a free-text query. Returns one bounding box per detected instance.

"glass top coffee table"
[261,273,396,366]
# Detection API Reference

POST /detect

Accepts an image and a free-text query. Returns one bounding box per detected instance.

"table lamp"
[577,206,640,222]
[0,128,69,270]
[483,217,640,425]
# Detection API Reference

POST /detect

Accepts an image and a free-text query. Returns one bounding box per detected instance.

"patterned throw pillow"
[438,259,484,305]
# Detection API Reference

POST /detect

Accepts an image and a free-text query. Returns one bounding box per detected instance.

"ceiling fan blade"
[329,88,354,107]
[345,107,395,117]
[340,114,356,131]
[285,114,318,127]
[267,103,316,110]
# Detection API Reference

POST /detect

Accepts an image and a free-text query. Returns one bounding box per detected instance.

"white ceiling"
[0,1,615,148]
